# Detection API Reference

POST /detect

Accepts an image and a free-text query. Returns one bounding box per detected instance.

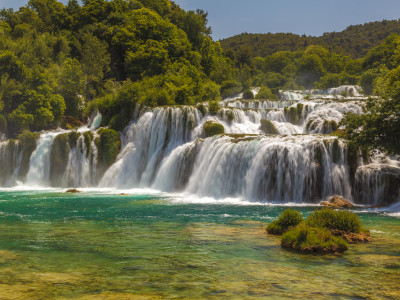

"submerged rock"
[65,188,82,193]
[321,195,354,209]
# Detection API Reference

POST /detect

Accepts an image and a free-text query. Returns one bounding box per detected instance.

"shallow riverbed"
[0,189,399,299]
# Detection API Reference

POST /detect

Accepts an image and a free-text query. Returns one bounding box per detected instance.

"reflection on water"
[0,190,399,299]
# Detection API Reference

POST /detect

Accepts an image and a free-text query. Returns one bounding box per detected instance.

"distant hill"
[220,19,400,58]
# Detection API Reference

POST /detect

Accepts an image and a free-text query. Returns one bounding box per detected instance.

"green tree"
[80,32,111,101]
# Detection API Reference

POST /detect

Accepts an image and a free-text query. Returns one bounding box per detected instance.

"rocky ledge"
[65,189,82,193]
[321,195,354,209]
[331,230,372,243]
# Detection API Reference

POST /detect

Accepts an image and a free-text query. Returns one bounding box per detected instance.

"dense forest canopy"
[220,19,400,58]
[0,0,399,155]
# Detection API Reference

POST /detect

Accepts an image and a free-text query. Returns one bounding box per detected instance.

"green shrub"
[242,89,254,100]
[108,114,125,132]
[197,103,207,116]
[255,86,277,100]
[220,80,242,99]
[266,209,304,234]
[203,121,224,137]
[208,100,221,115]
[306,208,362,233]
[281,223,348,253]
[260,119,279,134]
[0,114,7,133]
[226,110,234,122]
[18,131,40,148]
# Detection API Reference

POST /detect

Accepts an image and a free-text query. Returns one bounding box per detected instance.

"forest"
[0,0,399,155]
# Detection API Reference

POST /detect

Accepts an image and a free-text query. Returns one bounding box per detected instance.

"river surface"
[0,189,399,299]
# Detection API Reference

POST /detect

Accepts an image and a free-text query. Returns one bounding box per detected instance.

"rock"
[65,188,82,193]
[331,230,372,243]
[321,195,354,209]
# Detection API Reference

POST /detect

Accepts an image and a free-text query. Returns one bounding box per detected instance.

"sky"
[1,0,400,40]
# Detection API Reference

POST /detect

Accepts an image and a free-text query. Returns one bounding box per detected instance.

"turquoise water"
[0,190,399,299]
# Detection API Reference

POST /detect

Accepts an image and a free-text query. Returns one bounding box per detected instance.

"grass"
[281,223,348,253]
[306,208,362,233]
[266,209,304,234]
[267,208,365,254]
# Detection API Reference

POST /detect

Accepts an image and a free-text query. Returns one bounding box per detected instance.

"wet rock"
[321,195,354,209]
[65,188,82,193]
[330,230,372,243]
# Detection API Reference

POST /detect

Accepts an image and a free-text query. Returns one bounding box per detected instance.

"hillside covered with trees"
[220,19,400,58]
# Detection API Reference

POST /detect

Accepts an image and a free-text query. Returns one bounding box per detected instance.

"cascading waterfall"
[26,132,62,186]
[1,85,399,207]
[154,135,351,202]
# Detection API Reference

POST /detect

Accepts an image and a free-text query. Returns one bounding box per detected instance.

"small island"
[267,208,371,254]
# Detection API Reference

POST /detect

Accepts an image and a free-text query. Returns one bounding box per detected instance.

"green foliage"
[97,128,121,171]
[281,223,348,253]
[17,130,40,148]
[196,103,207,115]
[260,119,279,134]
[220,80,242,99]
[208,100,220,115]
[108,114,125,132]
[0,114,6,133]
[221,20,400,58]
[255,86,276,99]
[306,208,362,233]
[266,209,304,234]
[203,121,224,137]
[242,89,254,100]
[360,69,379,95]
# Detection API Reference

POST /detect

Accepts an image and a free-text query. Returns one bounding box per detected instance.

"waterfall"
[0,86,398,207]
[153,135,351,202]
[25,132,62,186]
[0,140,23,186]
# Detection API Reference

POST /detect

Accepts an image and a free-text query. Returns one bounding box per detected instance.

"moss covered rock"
[83,131,94,157]
[97,128,121,171]
[203,121,224,137]
[17,131,41,180]
[320,195,354,209]
[50,133,70,186]
[260,119,279,134]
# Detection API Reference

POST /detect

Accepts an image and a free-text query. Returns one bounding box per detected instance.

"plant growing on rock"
[203,121,225,137]
[208,100,221,115]
[281,223,348,253]
[266,209,304,234]
[306,208,362,233]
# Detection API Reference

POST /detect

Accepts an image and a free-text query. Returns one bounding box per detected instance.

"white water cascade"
[1,85,399,207]
[25,132,62,186]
